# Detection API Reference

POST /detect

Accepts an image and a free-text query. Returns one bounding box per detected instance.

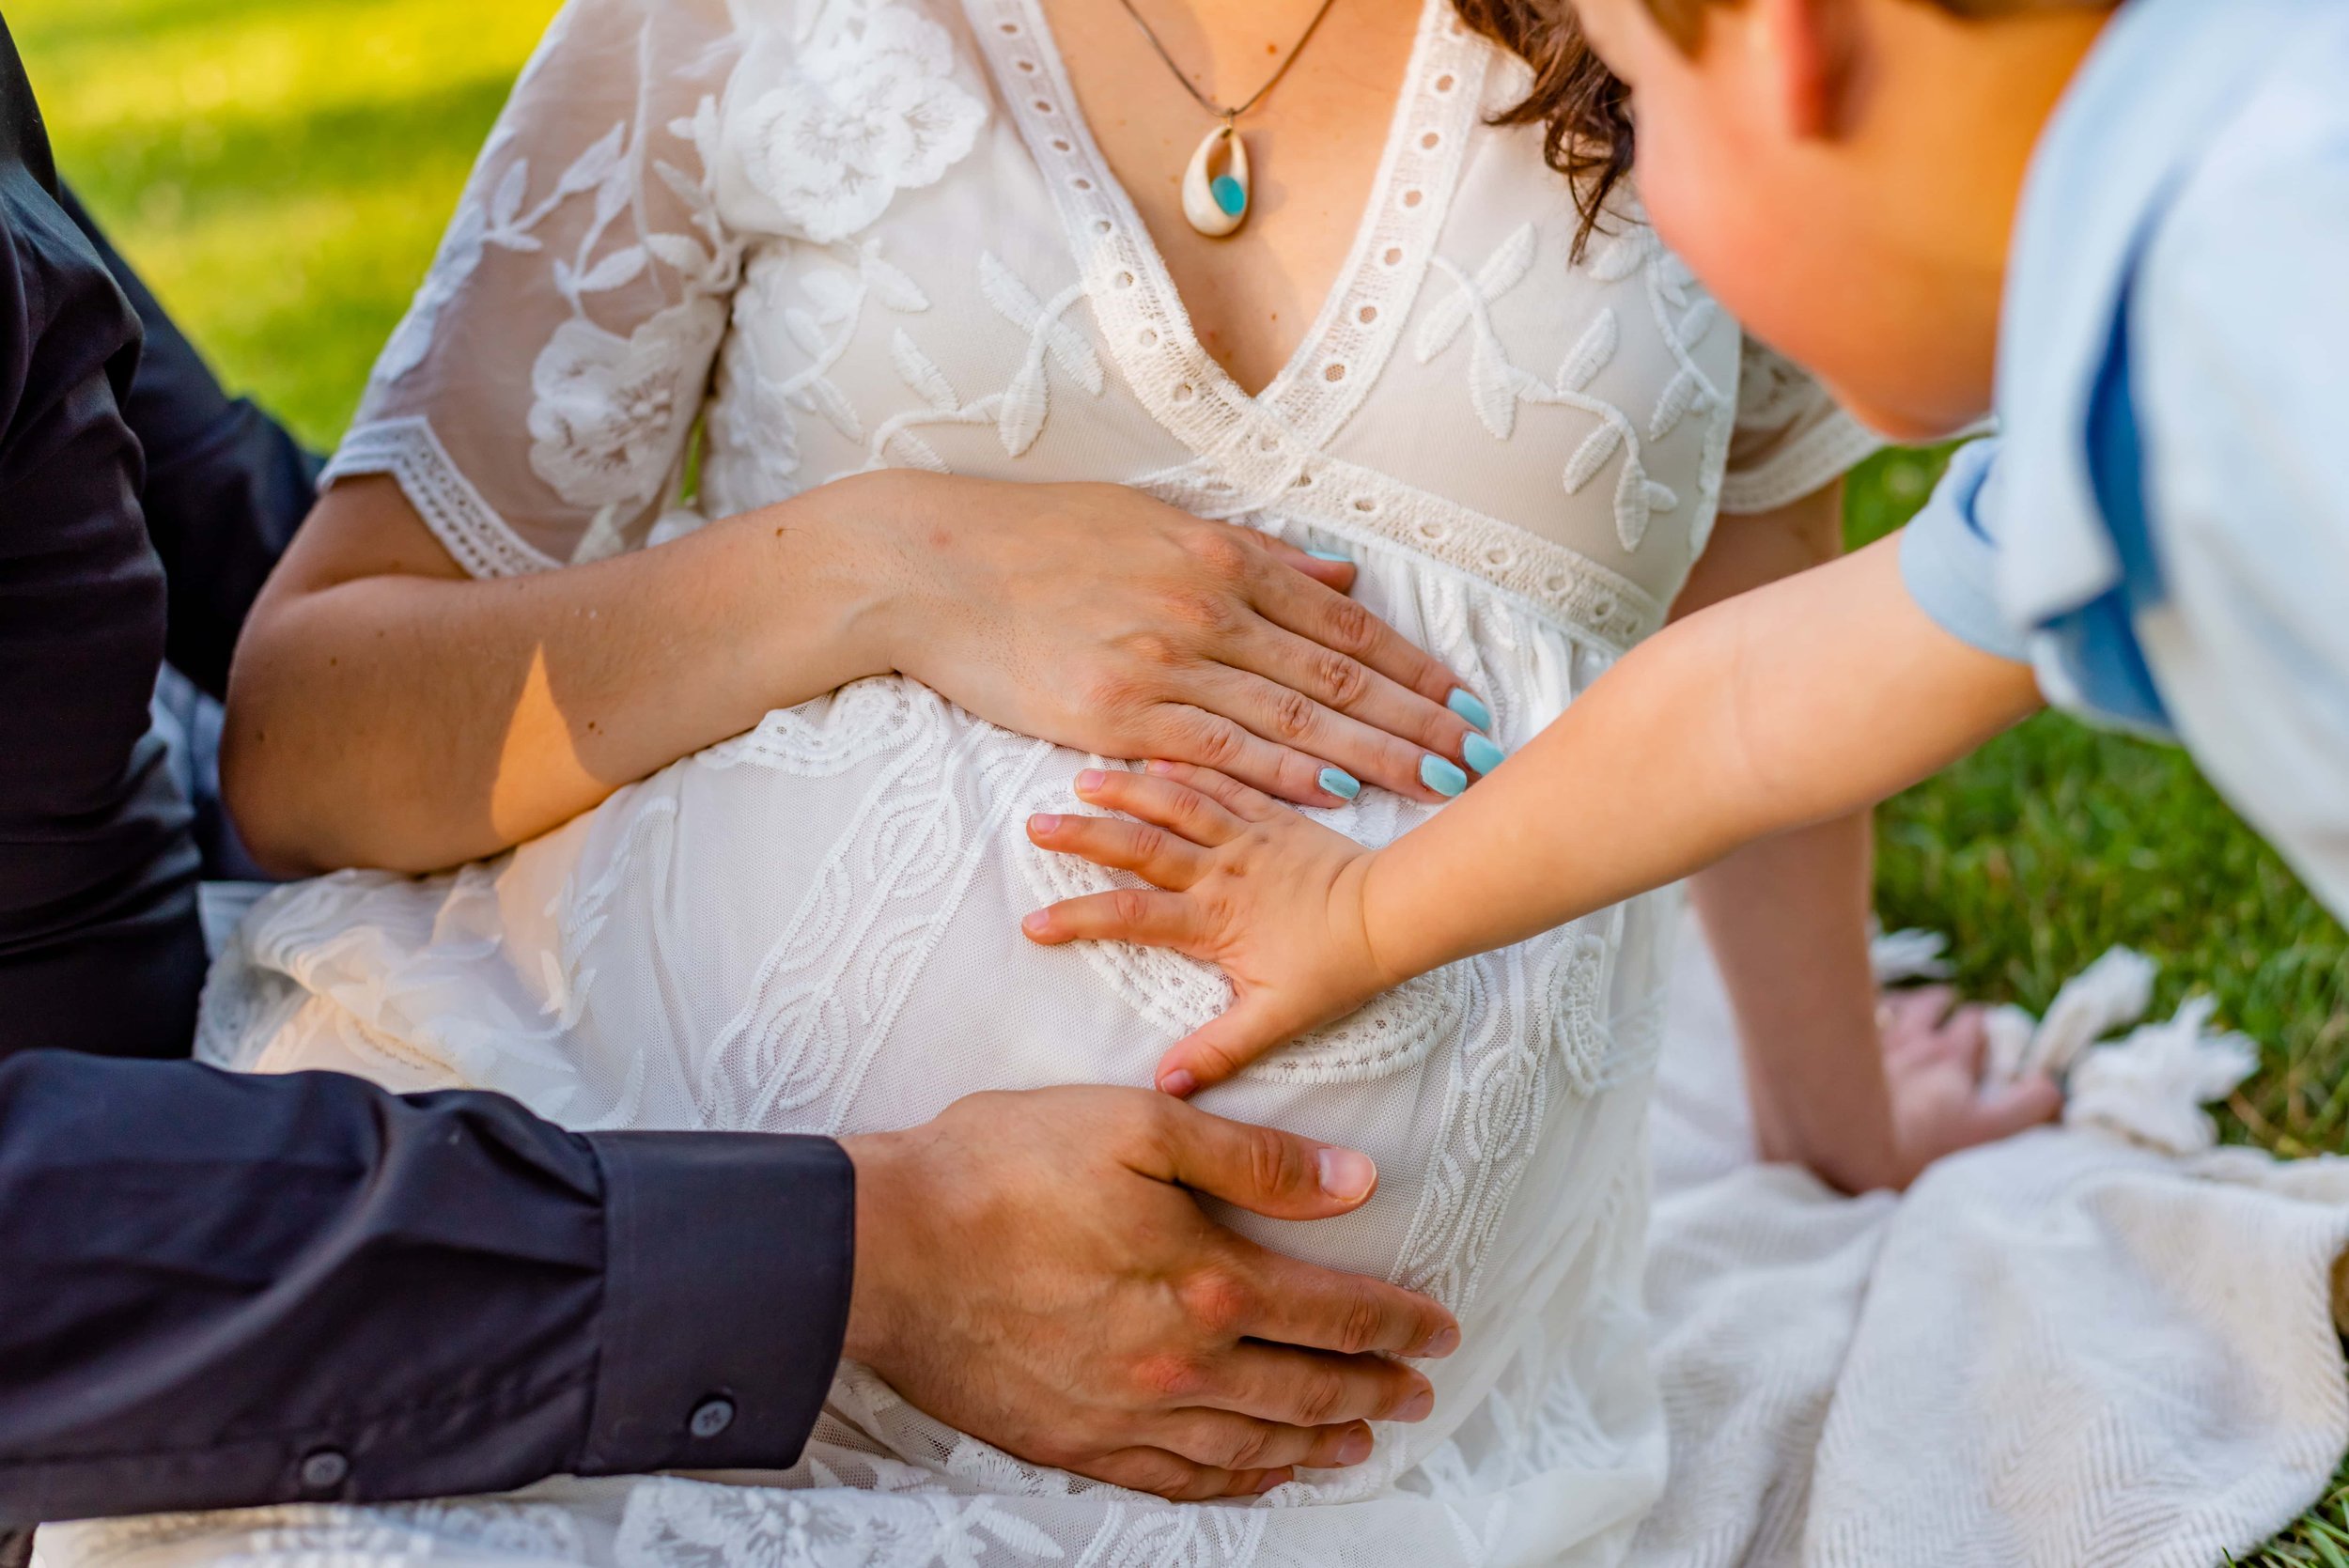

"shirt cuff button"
[688,1397,736,1440]
[298,1450,350,1492]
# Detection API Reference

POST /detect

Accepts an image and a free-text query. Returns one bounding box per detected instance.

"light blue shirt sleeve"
[2125,59,2349,922]
[1897,438,2032,665]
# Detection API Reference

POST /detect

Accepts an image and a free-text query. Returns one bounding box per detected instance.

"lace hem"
[1718,408,1885,516]
[323,417,564,579]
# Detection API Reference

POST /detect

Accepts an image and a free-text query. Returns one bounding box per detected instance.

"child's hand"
[1022,762,1403,1095]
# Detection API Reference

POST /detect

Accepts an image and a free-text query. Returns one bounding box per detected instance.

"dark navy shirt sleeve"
[0,16,856,1524]
[60,186,321,701]
[0,1053,855,1527]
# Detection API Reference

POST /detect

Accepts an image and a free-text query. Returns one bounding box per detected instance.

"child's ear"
[1756,0,1862,140]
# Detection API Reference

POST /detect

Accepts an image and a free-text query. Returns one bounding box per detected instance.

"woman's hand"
[1020,762,1399,1093]
[1877,986,2062,1186]
[858,473,1492,806]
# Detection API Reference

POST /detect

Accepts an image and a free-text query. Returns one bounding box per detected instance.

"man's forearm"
[1359,539,2045,982]
[0,1052,851,1526]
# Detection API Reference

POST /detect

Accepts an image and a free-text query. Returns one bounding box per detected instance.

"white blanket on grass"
[1634,920,2349,1568]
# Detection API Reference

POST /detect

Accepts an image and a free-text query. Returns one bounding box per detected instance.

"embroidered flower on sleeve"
[741,4,988,245]
[527,296,727,512]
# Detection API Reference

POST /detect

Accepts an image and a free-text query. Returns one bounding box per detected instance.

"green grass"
[13,1,2347,1559]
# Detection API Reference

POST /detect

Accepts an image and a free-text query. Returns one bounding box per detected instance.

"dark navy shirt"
[0,14,854,1526]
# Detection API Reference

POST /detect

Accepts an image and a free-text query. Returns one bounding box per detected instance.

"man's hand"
[1020,764,1397,1095]
[839,1086,1458,1500]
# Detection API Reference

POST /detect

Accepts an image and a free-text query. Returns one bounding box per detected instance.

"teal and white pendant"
[1181,122,1250,238]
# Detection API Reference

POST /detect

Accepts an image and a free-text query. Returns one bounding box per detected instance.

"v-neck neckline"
[964,0,1490,477]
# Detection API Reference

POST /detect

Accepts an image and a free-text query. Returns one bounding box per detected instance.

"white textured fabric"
[1631,919,2349,1568]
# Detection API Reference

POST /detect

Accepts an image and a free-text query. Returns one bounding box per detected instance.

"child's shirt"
[1900,0,2349,921]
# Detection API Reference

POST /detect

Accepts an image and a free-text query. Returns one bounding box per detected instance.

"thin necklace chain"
[1113,0,1346,124]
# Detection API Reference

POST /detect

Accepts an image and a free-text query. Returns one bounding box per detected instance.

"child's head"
[1472,0,2113,440]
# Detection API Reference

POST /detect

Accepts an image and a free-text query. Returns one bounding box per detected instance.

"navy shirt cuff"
[576,1132,853,1474]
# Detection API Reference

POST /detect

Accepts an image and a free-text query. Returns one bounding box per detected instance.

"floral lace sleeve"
[1717,334,1885,516]
[321,0,746,577]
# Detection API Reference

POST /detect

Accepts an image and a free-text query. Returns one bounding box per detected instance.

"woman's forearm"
[1354,538,2045,984]
[1672,482,1897,1192]
[1689,814,1899,1192]
[223,474,898,876]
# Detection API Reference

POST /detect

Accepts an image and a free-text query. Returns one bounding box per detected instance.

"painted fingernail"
[1416,1326,1460,1358]
[1158,1067,1197,1097]
[1317,766,1361,800]
[1021,910,1050,937]
[1446,689,1491,731]
[1315,1146,1377,1202]
[1030,813,1062,834]
[1396,1389,1435,1422]
[1420,754,1468,798]
[1462,734,1505,776]
[1305,548,1351,562]
[1076,768,1106,792]
[1334,1426,1374,1467]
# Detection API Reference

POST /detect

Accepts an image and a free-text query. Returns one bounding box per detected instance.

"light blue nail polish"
[1446,689,1492,731]
[1306,548,1351,562]
[1317,766,1361,800]
[1462,733,1505,775]
[1420,754,1468,798]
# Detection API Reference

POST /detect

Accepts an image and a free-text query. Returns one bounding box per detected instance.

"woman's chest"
[692,0,1746,626]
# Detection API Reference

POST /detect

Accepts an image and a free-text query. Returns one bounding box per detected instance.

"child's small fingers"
[1142,760,1284,823]
[1156,1000,1295,1096]
[1022,889,1206,952]
[1027,812,1207,890]
[1071,768,1245,846]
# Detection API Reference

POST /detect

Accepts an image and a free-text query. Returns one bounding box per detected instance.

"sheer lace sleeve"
[321,0,745,577]
[1717,334,1884,516]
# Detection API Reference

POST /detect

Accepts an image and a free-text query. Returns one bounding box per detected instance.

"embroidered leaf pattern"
[644,233,710,276]
[1649,369,1701,442]
[783,307,829,359]
[997,362,1049,456]
[1563,424,1622,495]
[556,123,627,197]
[1469,331,1517,441]
[574,245,647,295]
[489,160,529,230]
[861,243,931,313]
[892,329,958,412]
[1588,228,1649,283]
[1557,308,1617,393]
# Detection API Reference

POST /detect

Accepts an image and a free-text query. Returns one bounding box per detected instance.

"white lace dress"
[49,2,1879,1566]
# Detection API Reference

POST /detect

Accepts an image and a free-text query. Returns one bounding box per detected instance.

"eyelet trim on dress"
[324,417,563,578]
[1135,453,1668,652]
[964,0,1491,468]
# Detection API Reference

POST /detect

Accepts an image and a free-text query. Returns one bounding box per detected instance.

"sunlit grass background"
[14,0,2348,1556]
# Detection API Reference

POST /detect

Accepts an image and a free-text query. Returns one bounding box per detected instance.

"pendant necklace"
[1114,0,1345,238]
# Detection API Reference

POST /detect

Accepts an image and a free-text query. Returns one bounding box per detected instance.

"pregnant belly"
[217,675,1633,1296]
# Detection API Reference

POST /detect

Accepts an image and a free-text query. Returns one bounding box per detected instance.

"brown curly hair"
[1448,0,1635,261]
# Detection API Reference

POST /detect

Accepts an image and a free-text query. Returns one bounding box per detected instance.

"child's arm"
[1022,536,2046,1099]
